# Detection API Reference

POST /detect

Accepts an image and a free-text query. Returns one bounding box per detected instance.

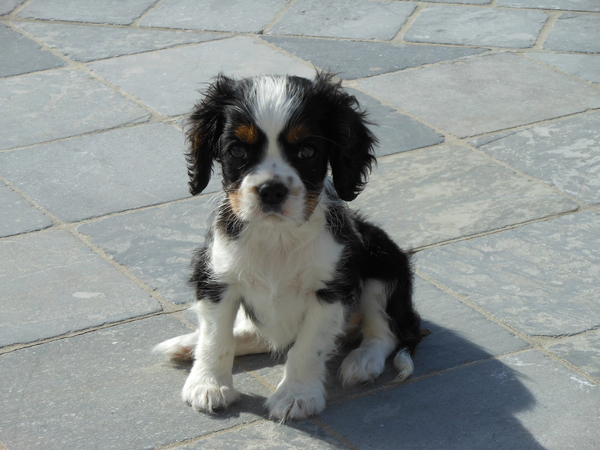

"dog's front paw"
[181,376,239,413]
[266,384,325,422]
[339,347,386,386]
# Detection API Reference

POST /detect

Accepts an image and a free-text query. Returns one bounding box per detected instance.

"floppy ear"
[318,74,377,202]
[186,75,237,196]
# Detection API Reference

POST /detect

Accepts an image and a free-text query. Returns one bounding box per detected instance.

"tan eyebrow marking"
[286,125,310,144]
[234,124,259,144]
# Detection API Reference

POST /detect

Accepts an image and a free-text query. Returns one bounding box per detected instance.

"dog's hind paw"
[153,331,199,361]
[339,346,386,386]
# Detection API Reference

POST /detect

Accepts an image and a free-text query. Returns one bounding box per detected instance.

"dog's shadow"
[167,323,544,450]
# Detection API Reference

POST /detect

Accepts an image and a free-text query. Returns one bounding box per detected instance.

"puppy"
[154,72,421,422]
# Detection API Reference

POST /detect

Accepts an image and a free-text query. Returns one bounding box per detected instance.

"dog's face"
[186,73,376,223]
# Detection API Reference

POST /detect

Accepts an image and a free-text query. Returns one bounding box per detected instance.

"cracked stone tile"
[548,329,600,380]
[268,0,416,40]
[527,53,600,83]
[0,23,65,77]
[140,0,289,33]
[0,123,189,222]
[404,5,548,48]
[14,21,229,62]
[352,144,577,249]
[320,351,600,449]
[261,35,486,80]
[471,111,600,205]
[417,212,600,336]
[17,0,157,25]
[0,315,271,449]
[499,0,600,12]
[358,53,600,137]
[88,37,315,117]
[78,195,218,305]
[0,68,150,150]
[544,13,600,53]
[0,182,53,237]
[0,229,162,348]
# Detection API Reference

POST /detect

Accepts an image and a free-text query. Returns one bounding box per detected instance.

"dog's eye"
[230,146,247,159]
[298,146,315,159]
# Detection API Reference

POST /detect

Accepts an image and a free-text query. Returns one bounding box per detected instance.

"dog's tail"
[393,348,415,382]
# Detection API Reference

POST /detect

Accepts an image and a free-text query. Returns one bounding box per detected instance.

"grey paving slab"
[404,5,548,48]
[88,37,315,117]
[347,88,444,156]
[262,36,486,80]
[358,53,600,138]
[0,68,150,150]
[527,52,600,83]
[0,0,26,15]
[417,212,600,337]
[0,123,189,222]
[0,23,65,77]
[544,13,600,53]
[548,330,600,379]
[14,21,229,62]
[268,0,416,40]
[0,315,272,450]
[17,0,157,25]
[353,145,577,249]
[0,229,161,348]
[499,0,600,11]
[78,195,219,305]
[140,0,288,33]
[0,182,53,237]
[184,421,345,449]
[321,351,600,450]
[471,111,600,205]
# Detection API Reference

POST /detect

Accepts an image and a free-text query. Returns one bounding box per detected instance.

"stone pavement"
[1,0,599,448]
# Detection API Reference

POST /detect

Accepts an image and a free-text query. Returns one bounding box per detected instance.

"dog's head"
[186,72,376,223]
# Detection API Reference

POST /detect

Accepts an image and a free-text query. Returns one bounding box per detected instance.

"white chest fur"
[210,208,344,348]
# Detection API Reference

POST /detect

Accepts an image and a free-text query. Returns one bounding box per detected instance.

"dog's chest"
[212,224,344,345]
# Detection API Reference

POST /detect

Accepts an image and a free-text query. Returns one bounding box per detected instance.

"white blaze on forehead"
[251,76,297,157]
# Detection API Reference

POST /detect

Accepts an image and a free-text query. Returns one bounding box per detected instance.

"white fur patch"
[251,76,297,142]
[212,201,344,350]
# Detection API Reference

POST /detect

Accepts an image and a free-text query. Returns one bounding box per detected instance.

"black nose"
[258,181,289,206]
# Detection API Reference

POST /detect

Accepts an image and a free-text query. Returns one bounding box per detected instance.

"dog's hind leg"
[339,279,406,386]
[153,306,269,361]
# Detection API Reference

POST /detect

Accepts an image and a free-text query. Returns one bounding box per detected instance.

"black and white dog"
[154,72,421,422]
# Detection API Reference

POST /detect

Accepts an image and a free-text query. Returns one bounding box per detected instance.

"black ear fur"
[186,75,237,196]
[316,73,377,202]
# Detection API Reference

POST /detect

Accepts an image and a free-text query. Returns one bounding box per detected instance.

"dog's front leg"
[267,299,346,422]
[182,293,240,412]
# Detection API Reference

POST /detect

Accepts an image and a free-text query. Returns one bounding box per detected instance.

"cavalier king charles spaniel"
[154,72,421,422]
